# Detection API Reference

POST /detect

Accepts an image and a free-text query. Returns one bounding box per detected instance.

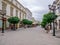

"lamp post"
[48,4,56,36]
[0,10,6,33]
[48,2,60,36]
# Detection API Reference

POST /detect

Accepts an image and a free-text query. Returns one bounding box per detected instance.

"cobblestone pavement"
[0,26,60,45]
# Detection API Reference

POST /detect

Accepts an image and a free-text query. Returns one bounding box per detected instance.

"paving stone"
[0,26,60,45]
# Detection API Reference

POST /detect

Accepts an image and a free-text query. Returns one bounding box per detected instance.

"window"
[2,2,7,14]
[55,20,57,29]
[16,10,18,16]
[59,20,60,29]
[58,5,60,13]
[10,7,13,16]
[58,8,60,13]
[23,14,26,19]
[11,0,13,2]
[20,12,21,19]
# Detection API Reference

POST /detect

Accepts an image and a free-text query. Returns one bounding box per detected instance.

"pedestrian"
[45,24,50,33]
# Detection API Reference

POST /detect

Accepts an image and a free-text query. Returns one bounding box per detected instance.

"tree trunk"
[11,24,13,30]
[24,25,26,28]
[13,24,16,30]
[50,23,52,30]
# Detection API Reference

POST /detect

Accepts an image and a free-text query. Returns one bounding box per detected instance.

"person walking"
[45,24,50,33]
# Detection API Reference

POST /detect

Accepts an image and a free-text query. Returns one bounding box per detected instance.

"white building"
[25,8,32,21]
[0,0,28,30]
[55,0,60,30]
[52,0,60,30]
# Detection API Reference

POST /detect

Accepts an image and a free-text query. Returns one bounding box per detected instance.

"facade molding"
[3,0,26,14]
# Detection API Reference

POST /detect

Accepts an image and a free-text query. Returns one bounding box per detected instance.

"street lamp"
[0,10,6,33]
[48,4,56,36]
[48,2,60,36]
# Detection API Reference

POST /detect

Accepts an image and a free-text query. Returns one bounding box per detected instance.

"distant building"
[32,17,38,24]
[25,8,32,21]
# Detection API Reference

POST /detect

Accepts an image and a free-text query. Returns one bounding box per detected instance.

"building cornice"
[3,0,26,14]
[56,0,59,3]
[55,0,60,5]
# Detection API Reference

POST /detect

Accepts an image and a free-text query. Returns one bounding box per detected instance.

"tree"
[22,19,28,25]
[22,19,33,28]
[8,17,20,30]
[41,12,57,28]
[27,21,33,25]
[22,19,33,25]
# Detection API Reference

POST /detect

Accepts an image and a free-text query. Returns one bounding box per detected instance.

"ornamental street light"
[48,1,60,36]
[0,10,6,33]
[48,4,56,36]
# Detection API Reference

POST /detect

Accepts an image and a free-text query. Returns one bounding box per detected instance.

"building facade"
[52,0,60,30]
[0,0,27,30]
[25,8,32,21]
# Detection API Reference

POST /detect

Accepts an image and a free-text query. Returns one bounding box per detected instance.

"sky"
[18,0,54,21]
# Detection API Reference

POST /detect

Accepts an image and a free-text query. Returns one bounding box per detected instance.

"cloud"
[30,6,45,12]
[18,0,54,21]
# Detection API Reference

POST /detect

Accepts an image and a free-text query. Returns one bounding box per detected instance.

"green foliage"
[41,19,47,28]
[8,17,20,24]
[22,19,28,25]
[22,19,33,25]
[41,12,57,28]
[27,21,33,25]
